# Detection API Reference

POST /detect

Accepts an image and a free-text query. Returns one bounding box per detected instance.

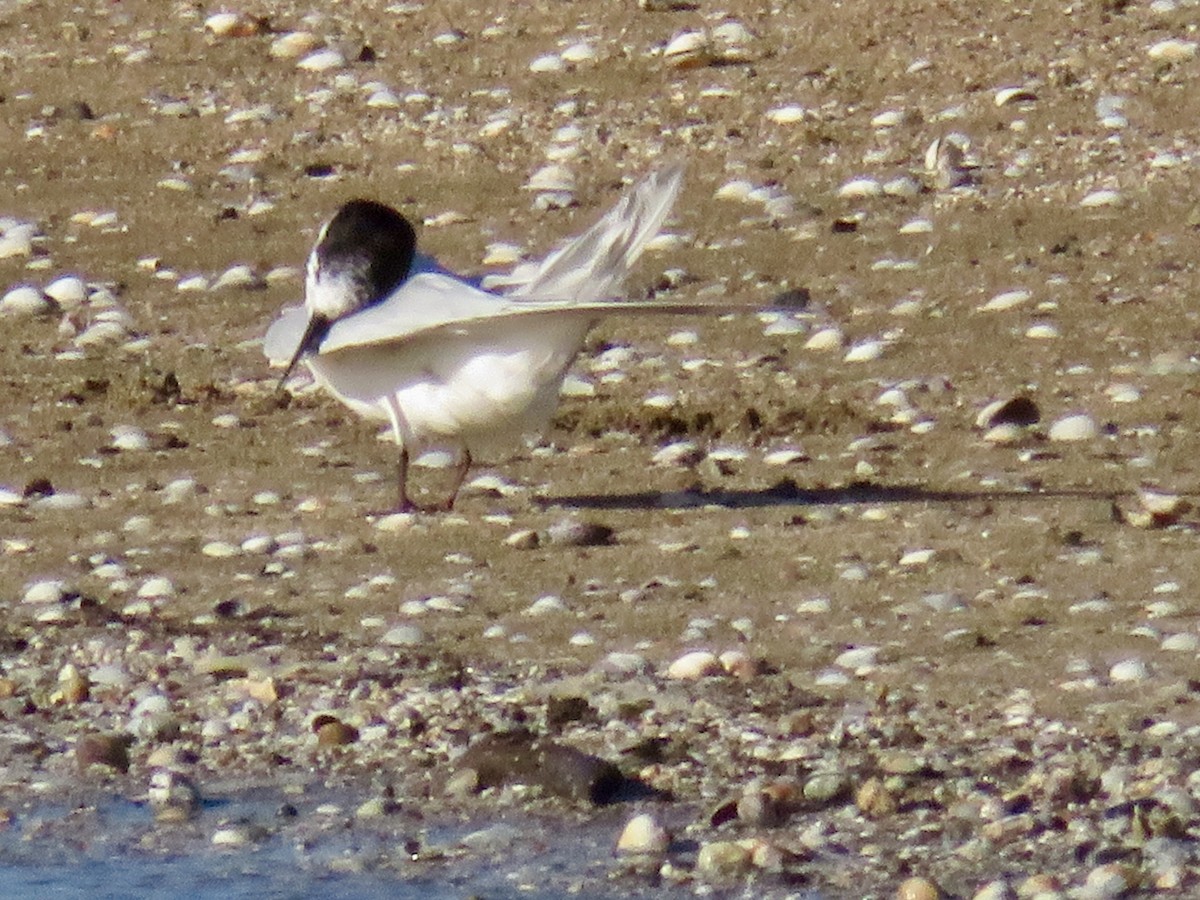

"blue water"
[0,790,700,900]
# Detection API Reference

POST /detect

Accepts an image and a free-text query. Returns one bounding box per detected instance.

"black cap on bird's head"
[278,199,417,390]
[314,199,417,309]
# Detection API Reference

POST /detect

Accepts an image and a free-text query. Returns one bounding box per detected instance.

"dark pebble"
[455,731,626,804]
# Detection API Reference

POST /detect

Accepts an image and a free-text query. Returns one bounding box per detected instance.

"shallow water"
[0,789,729,900]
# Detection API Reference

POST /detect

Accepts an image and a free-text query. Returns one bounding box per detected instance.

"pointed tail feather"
[513,163,685,303]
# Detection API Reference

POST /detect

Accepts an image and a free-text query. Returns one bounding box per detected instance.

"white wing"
[509,162,685,302]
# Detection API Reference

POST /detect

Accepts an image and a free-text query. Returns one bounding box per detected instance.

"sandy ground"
[5,0,1200,896]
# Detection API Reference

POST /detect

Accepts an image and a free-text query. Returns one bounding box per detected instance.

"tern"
[264,163,797,512]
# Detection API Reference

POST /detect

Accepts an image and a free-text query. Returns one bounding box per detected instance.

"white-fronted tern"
[264,163,799,512]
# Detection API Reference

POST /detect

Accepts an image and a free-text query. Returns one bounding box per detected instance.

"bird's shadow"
[535,477,1120,511]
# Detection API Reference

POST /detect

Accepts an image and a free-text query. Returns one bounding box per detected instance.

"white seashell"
[1105,383,1140,403]
[763,317,804,336]
[524,164,574,192]
[1025,322,1059,339]
[844,339,883,362]
[1109,658,1148,682]
[270,31,321,59]
[899,548,936,567]
[1095,94,1128,129]
[201,541,241,558]
[137,576,175,599]
[617,813,670,855]
[714,179,755,202]
[43,276,88,308]
[241,535,277,554]
[652,441,702,466]
[0,231,34,259]
[34,492,88,510]
[804,327,844,351]
[560,42,597,64]
[994,86,1037,107]
[1139,488,1187,516]
[643,392,676,409]
[1,285,54,316]
[432,30,465,47]
[983,424,1023,444]
[559,374,595,398]
[766,104,806,125]
[423,210,470,228]
[482,242,523,266]
[204,12,255,37]
[834,645,879,670]
[176,275,209,292]
[876,388,910,408]
[72,210,118,228]
[525,595,566,616]
[297,48,345,72]
[1162,634,1200,652]
[24,579,68,604]
[110,425,150,451]
[211,264,262,290]
[666,329,698,347]
[898,218,933,235]
[712,20,753,47]
[1147,38,1197,62]
[529,53,565,74]
[645,232,685,253]
[365,88,401,109]
[161,477,199,504]
[763,448,806,466]
[838,177,882,198]
[871,109,908,128]
[1080,189,1122,208]
[666,650,722,679]
[75,321,128,346]
[479,114,514,138]
[662,30,711,68]
[1048,413,1098,442]
[157,176,192,191]
[979,289,1031,312]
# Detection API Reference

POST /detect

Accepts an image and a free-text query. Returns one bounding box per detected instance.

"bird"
[264,163,799,512]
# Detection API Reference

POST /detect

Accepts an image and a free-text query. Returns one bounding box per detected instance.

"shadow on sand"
[537,478,1121,512]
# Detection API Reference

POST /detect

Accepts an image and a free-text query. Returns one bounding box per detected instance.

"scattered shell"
[0,285,55,317]
[1080,188,1122,208]
[666,650,722,679]
[560,42,597,65]
[804,327,844,351]
[976,396,1040,429]
[270,32,321,59]
[204,12,263,38]
[662,30,712,69]
[979,289,1031,312]
[838,177,882,199]
[766,104,806,125]
[211,264,263,291]
[652,441,703,467]
[994,86,1037,107]
[1147,39,1197,63]
[297,48,345,72]
[844,340,884,362]
[110,425,150,451]
[43,276,88,308]
[1048,413,1098,442]
[616,814,670,855]
[1109,658,1148,683]
[529,53,565,74]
